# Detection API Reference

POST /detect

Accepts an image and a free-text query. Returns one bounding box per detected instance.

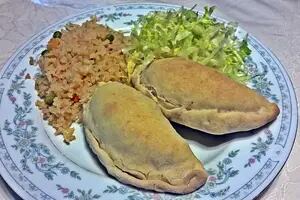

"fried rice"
[35,18,128,143]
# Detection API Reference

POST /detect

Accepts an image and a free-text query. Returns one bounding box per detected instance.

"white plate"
[0,3,298,200]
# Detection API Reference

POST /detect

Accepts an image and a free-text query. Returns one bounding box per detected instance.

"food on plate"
[35,6,256,143]
[132,57,280,134]
[35,18,128,143]
[83,82,208,194]
[125,6,251,83]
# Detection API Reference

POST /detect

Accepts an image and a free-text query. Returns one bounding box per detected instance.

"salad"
[125,6,251,82]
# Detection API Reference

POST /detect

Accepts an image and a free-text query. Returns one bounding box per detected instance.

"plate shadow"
[172,122,264,147]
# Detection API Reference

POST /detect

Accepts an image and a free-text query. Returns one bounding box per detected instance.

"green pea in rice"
[35,18,128,143]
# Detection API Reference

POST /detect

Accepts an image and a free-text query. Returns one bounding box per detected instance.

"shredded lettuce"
[125,6,251,82]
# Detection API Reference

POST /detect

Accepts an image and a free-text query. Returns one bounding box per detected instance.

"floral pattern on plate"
[0,3,297,200]
[3,69,81,180]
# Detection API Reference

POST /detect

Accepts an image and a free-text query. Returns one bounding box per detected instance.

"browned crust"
[82,82,208,194]
[85,127,207,194]
[132,57,280,134]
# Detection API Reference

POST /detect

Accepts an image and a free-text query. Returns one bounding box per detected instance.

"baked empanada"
[132,57,279,134]
[83,82,207,194]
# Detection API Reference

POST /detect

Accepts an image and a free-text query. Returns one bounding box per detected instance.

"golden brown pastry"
[83,82,207,194]
[132,57,280,134]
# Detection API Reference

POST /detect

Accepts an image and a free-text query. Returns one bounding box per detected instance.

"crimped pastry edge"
[84,127,207,194]
[131,62,280,134]
[82,82,208,194]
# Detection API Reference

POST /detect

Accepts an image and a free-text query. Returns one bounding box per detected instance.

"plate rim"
[0,2,298,200]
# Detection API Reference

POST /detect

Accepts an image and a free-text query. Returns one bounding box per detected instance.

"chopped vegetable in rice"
[35,18,128,143]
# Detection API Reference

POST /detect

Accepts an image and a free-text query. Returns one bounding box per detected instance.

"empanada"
[132,57,279,134]
[83,82,207,194]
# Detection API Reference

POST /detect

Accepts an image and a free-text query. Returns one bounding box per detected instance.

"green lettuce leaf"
[125,6,251,83]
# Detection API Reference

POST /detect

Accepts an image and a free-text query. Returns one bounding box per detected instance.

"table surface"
[0,0,299,199]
